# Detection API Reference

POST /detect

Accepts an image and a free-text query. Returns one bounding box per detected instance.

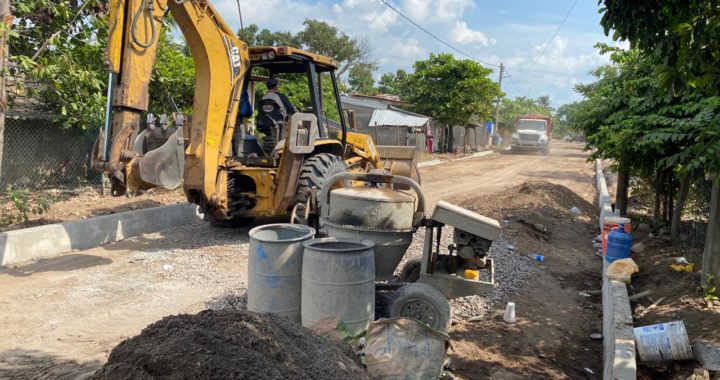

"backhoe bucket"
[131,128,185,190]
[376,145,421,185]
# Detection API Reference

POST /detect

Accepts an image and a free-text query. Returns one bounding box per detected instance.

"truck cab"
[510,117,552,155]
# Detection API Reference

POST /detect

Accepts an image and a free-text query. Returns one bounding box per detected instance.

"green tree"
[499,96,549,128]
[10,2,197,129]
[403,54,499,152]
[377,69,408,95]
[296,19,374,77]
[348,63,377,95]
[599,0,720,96]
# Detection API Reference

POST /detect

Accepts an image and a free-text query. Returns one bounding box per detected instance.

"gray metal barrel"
[301,238,376,334]
[247,223,315,322]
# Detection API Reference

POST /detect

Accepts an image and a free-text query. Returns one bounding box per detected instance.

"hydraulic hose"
[131,0,157,49]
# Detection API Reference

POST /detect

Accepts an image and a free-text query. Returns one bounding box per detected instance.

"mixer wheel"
[398,257,422,283]
[390,283,451,332]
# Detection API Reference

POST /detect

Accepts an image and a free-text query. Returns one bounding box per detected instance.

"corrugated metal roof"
[369,109,431,127]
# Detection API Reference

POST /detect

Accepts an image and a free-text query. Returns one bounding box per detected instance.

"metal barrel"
[301,238,376,335]
[247,223,315,322]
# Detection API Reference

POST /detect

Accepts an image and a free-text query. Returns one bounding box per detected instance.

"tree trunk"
[615,167,629,216]
[671,174,690,241]
[446,124,454,153]
[0,0,9,178]
[702,177,720,289]
[653,173,662,222]
[667,169,675,224]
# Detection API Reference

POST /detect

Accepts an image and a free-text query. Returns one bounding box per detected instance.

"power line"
[504,71,523,95]
[378,0,501,68]
[530,0,579,68]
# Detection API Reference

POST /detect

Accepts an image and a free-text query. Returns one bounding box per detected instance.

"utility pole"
[492,63,504,147]
[0,0,10,178]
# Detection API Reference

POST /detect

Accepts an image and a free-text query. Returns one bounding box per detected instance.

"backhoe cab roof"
[249,46,339,73]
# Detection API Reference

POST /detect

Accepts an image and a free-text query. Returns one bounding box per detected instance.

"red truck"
[510,113,553,155]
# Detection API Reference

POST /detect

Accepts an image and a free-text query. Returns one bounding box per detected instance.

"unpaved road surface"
[0,142,596,378]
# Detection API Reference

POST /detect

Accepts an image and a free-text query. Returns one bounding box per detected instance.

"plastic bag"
[365,318,449,380]
[605,258,639,284]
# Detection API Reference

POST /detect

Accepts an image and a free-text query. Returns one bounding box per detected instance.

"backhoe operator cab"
[218,46,353,222]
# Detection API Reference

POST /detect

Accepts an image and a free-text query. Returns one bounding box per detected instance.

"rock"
[631,242,646,253]
[570,206,582,216]
[450,319,459,326]
[589,333,603,340]
[693,340,720,371]
[467,316,483,322]
[163,264,175,273]
[686,368,710,380]
[637,222,651,232]
[130,205,138,210]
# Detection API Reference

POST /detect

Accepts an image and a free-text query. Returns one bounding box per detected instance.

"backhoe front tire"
[295,153,347,204]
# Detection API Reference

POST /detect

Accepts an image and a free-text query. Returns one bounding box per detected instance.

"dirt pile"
[91,310,366,380]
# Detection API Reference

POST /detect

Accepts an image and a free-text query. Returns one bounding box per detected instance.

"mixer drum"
[324,186,417,280]
[327,187,416,230]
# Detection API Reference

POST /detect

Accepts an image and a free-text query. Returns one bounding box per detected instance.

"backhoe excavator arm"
[96,0,249,217]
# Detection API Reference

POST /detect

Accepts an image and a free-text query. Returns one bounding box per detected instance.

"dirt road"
[0,142,597,378]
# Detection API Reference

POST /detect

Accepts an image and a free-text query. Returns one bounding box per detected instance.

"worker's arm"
[278,93,298,115]
[96,0,250,218]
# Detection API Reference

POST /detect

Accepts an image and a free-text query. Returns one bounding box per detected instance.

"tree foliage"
[403,54,499,128]
[9,1,195,129]
[377,69,408,95]
[599,0,720,96]
[499,96,550,127]
[348,63,377,95]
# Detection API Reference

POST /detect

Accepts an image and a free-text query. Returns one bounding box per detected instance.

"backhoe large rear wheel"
[293,153,347,227]
[295,153,347,204]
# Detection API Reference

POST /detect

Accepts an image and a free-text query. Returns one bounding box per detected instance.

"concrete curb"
[0,203,202,267]
[596,159,637,380]
[418,151,494,168]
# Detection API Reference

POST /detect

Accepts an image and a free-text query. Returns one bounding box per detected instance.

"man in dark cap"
[262,77,298,116]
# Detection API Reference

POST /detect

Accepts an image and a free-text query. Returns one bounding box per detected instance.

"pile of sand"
[92,310,366,379]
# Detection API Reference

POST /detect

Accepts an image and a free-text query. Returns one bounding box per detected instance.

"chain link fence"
[0,115,100,190]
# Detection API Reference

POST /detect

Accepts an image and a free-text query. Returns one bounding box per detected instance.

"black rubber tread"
[295,153,347,203]
[390,283,451,332]
[398,257,423,283]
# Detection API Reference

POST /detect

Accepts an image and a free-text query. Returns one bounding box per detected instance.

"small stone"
[686,368,710,380]
[450,319,459,326]
[163,264,175,273]
[130,205,138,210]
[637,222,651,232]
[693,340,720,371]
[631,242,646,253]
[590,333,603,340]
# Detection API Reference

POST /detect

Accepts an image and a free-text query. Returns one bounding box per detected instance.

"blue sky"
[211,0,623,107]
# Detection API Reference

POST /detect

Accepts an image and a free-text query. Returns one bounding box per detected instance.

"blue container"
[605,224,633,263]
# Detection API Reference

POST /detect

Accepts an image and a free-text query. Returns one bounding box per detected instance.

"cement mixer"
[314,172,500,331]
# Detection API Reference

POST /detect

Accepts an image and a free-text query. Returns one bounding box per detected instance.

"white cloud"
[401,0,474,23]
[363,8,398,31]
[451,21,493,46]
[393,38,425,58]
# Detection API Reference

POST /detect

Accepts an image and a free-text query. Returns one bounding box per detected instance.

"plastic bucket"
[602,217,631,256]
[633,321,693,362]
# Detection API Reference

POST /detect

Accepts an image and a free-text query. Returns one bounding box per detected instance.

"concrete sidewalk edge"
[418,150,494,168]
[597,159,637,380]
[0,203,202,267]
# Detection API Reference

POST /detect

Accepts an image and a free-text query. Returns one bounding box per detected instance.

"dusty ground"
[0,141,599,379]
[0,187,186,232]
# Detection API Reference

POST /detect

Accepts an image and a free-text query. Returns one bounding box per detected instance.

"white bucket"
[633,321,693,362]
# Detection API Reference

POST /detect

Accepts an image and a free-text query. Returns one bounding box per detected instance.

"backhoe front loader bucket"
[376,145,421,185]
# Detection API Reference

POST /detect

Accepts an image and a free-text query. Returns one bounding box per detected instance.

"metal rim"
[397,297,440,326]
[249,223,316,243]
[302,237,375,252]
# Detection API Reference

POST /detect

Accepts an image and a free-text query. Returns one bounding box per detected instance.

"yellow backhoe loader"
[93,0,419,224]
